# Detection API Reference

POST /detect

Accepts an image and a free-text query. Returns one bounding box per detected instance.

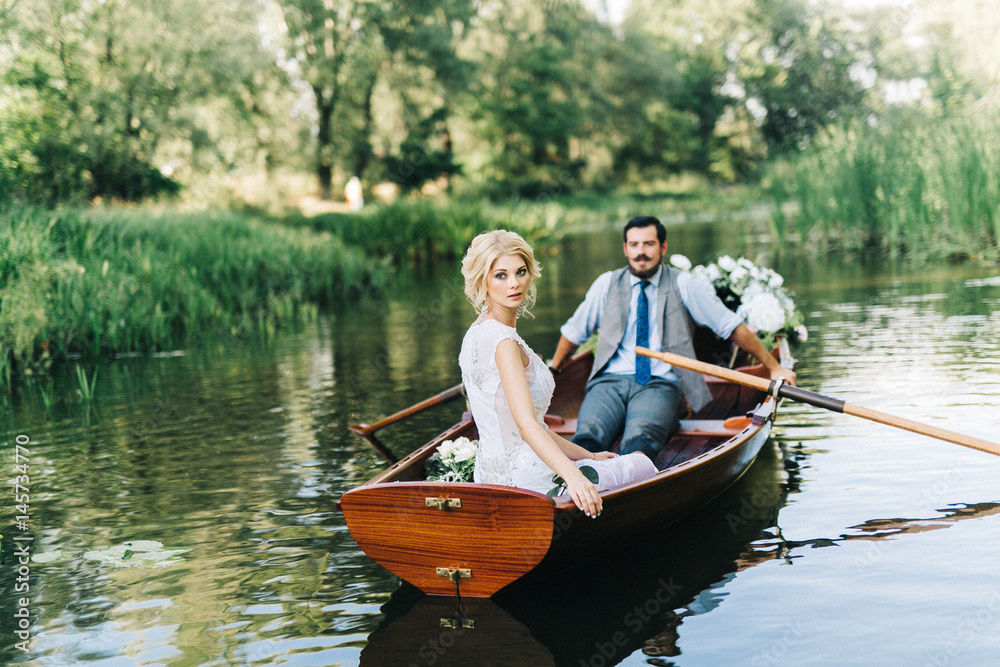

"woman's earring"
[516,304,525,318]
[480,301,488,316]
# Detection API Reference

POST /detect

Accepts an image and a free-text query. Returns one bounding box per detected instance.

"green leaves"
[547,465,599,497]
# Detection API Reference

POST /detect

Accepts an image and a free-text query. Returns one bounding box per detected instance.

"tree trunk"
[314,85,334,200]
[351,71,378,178]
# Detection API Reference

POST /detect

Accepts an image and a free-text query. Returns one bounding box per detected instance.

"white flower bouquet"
[671,254,807,350]
[424,436,478,482]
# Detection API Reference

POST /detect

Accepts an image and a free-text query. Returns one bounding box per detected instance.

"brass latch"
[440,616,476,629]
[436,567,472,579]
[437,567,473,608]
[425,497,462,510]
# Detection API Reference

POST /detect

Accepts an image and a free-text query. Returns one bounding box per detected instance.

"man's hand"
[769,364,797,387]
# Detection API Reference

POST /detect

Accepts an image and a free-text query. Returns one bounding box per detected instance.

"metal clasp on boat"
[750,399,775,425]
[425,497,462,510]
[436,567,472,579]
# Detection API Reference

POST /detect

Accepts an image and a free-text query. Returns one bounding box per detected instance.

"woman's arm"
[548,429,617,462]
[495,339,603,517]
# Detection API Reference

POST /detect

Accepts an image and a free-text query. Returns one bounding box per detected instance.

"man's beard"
[628,256,660,280]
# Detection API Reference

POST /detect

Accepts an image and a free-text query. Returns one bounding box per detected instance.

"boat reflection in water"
[361,434,1000,667]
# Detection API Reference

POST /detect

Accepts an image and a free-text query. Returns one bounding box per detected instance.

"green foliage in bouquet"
[547,465,599,497]
[424,437,478,482]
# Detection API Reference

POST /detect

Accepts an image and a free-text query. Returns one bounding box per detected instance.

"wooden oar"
[636,347,1000,458]
[349,383,465,438]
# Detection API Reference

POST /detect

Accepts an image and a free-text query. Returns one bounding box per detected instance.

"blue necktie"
[635,280,651,385]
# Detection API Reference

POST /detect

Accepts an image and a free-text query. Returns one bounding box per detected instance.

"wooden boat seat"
[543,414,749,438]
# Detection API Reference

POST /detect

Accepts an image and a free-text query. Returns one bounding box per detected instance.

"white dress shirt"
[560,265,742,380]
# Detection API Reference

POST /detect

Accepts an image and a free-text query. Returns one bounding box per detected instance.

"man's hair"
[623,216,666,244]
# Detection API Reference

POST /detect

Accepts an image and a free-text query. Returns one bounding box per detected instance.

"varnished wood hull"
[339,351,782,597]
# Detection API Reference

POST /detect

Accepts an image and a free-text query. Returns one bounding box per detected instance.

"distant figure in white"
[345,176,364,211]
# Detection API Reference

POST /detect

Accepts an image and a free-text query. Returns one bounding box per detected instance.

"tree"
[738,0,871,150]
[598,15,702,181]
[0,0,283,203]
[621,0,760,180]
[469,0,603,198]
[280,0,383,199]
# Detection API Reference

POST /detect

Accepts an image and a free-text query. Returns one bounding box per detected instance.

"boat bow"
[339,482,556,597]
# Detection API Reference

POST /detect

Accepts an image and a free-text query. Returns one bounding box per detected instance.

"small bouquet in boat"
[670,254,806,351]
[424,436,478,482]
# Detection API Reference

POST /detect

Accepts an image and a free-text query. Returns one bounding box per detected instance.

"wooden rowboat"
[338,346,789,598]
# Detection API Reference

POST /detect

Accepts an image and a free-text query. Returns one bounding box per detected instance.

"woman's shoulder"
[462,319,526,355]
[467,318,521,338]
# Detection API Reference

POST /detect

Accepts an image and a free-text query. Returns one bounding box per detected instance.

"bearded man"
[550,216,796,459]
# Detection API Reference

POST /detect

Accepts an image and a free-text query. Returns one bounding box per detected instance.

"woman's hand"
[591,451,618,461]
[565,471,603,518]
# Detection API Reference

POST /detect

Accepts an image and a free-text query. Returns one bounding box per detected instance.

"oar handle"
[350,383,465,437]
[637,346,1000,458]
[779,384,846,413]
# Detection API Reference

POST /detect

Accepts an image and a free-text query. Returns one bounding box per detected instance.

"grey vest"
[589,267,713,413]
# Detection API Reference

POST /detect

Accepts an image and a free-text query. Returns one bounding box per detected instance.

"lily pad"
[83,541,189,568]
[31,550,66,564]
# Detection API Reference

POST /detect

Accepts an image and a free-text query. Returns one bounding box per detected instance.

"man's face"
[624,225,667,279]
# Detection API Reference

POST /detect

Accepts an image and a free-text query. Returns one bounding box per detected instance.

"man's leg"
[571,374,629,453]
[619,378,683,459]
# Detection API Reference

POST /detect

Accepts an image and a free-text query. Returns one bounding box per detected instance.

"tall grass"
[287,200,497,262]
[289,180,767,263]
[768,109,1000,261]
[287,198,582,262]
[1,207,387,387]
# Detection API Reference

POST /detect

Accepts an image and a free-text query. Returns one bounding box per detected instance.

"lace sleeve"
[467,321,525,388]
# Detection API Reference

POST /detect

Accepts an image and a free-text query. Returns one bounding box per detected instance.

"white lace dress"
[458,319,656,495]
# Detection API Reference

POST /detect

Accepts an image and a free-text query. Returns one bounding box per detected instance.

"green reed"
[288,199,520,263]
[1,206,388,389]
[74,364,98,401]
[769,109,1000,261]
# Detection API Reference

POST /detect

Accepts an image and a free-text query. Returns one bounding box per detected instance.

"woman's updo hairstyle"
[461,230,541,318]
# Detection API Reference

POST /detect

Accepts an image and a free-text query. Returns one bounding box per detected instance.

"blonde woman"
[459,230,657,518]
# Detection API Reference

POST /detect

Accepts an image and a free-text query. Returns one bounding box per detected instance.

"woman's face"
[485,254,530,312]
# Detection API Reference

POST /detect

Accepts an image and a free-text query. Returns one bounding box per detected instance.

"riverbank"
[0,207,388,389]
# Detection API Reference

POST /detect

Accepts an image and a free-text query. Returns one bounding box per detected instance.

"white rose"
[739,292,787,333]
[437,439,458,458]
[669,254,692,271]
[452,440,478,462]
[717,255,737,272]
[768,272,784,288]
[729,266,750,294]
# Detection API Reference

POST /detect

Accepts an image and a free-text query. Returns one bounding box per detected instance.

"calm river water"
[3,221,1000,666]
